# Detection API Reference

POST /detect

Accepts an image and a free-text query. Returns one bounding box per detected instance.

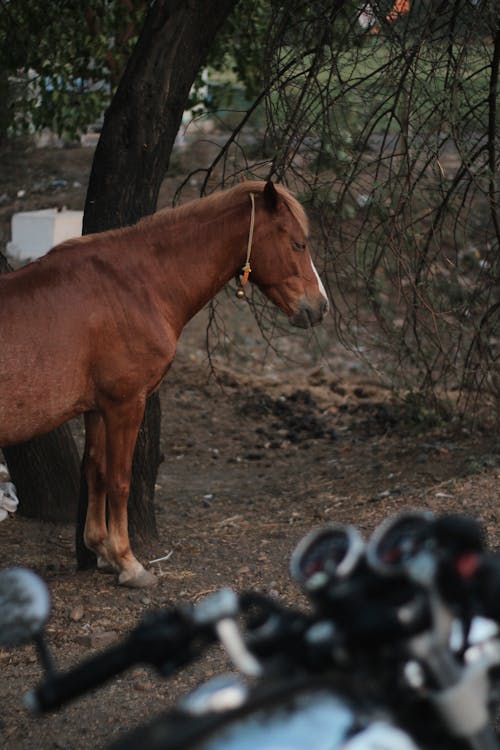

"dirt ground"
[0,140,499,750]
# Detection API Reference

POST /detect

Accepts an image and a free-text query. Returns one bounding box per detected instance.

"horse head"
[246,181,329,328]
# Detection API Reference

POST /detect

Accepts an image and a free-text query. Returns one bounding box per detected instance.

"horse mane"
[141,180,309,237]
[48,181,309,258]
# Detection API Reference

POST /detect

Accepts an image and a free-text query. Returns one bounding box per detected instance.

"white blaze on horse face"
[309,256,329,311]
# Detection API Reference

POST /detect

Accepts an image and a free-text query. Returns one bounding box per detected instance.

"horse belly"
[0,340,91,447]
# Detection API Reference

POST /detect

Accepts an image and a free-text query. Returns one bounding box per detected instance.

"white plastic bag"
[0,482,19,521]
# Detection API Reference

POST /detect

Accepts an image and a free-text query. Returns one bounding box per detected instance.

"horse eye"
[292,241,306,252]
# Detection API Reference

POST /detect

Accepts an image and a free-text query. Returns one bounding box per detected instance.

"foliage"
[0,0,146,139]
[204,0,271,103]
[0,0,276,137]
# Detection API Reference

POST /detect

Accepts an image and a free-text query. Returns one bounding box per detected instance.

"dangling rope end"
[241,262,251,286]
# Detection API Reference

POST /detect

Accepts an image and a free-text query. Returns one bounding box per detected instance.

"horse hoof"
[118,568,157,588]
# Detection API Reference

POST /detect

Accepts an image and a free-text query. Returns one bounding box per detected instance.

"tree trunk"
[0,249,10,274]
[3,428,80,523]
[82,0,240,232]
[76,0,240,566]
[0,250,80,523]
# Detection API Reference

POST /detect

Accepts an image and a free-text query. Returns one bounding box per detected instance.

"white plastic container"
[7,208,83,261]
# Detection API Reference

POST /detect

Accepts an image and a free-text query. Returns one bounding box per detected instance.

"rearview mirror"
[0,567,51,646]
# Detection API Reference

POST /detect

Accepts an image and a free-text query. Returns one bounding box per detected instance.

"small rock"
[369,489,391,503]
[130,669,148,680]
[134,680,155,692]
[70,605,84,622]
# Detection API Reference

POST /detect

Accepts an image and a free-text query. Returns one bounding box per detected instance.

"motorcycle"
[2,511,500,750]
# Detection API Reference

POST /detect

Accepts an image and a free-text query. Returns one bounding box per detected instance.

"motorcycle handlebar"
[25,637,137,712]
[22,576,442,715]
[25,605,215,713]
[21,514,500,716]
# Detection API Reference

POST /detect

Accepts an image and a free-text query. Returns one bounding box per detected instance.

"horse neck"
[146,198,253,332]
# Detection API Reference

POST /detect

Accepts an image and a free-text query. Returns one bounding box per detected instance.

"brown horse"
[0,180,328,587]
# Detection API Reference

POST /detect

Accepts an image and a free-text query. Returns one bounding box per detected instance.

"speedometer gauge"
[290,524,365,590]
[366,512,436,578]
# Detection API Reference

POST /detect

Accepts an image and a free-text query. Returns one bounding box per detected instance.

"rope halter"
[236,192,255,299]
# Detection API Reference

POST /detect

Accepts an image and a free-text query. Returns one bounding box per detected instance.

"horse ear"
[263,180,279,213]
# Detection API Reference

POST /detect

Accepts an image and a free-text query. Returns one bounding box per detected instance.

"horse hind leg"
[83,411,114,572]
[103,398,157,588]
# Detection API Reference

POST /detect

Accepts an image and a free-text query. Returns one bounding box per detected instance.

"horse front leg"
[83,411,112,572]
[103,398,157,588]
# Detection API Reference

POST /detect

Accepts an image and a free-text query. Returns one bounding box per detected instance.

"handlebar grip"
[24,605,214,714]
[25,638,136,713]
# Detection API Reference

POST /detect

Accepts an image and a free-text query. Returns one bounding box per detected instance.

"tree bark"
[83,0,240,232]
[0,250,80,523]
[76,0,240,566]
[0,249,10,274]
[3,428,80,523]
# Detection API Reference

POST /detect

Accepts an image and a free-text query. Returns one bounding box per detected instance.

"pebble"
[130,669,148,680]
[70,605,84,622]
[134,680,155,692]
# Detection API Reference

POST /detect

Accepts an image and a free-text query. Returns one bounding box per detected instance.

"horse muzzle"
[290,296,329,328]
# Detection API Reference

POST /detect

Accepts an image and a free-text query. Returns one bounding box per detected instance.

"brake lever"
[406,560,500,749]
[194,589,262,678]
